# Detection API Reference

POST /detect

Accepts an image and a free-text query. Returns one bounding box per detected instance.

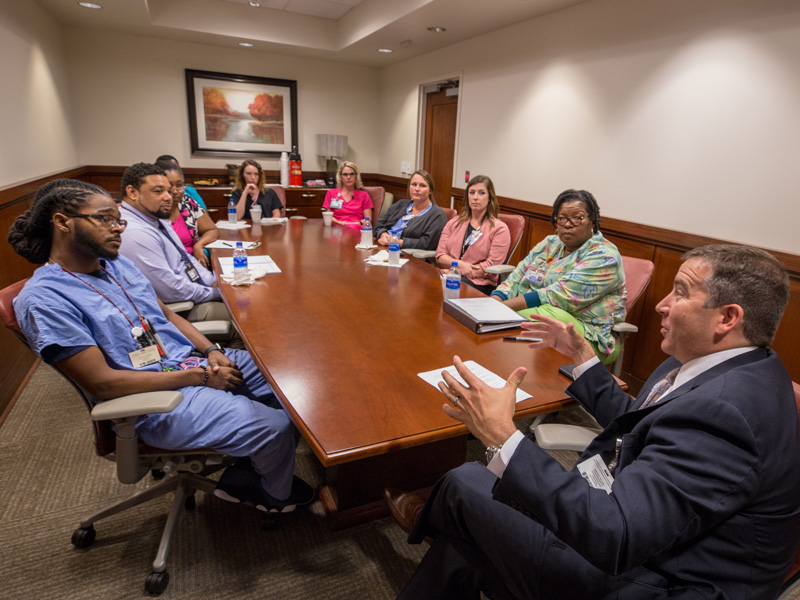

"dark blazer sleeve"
[401,204,448,250]
[493,362,766,575]
[374,199,408,238]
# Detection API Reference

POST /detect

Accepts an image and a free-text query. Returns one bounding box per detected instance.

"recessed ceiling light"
[427,26,446,33]
[400,40,412,49]
[239,42,254,47]
[249,1,261,6]
[377,48,393,54]
[78,2,102,8]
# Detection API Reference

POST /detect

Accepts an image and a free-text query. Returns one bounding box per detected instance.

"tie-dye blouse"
[493,232,627,355]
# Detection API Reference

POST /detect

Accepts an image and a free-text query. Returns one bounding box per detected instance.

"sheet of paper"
[418,360,532,404]
[218,255,281,276]
[446,298,526,323]
[205,240,260,250]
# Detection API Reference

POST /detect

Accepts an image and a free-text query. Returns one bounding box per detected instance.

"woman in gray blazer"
[374,170,447,251]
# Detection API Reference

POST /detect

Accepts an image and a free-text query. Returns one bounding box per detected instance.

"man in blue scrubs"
[9,178,312,512]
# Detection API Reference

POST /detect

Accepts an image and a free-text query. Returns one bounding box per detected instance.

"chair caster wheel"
[145,570,169,595]
[71,525,96,548]
[261,514,279,531]
[185,495,196,511]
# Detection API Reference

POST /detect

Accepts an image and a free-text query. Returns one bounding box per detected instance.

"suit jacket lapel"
[640,347,769,410]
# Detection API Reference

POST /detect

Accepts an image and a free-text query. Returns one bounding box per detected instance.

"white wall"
[0,2,79,188]
[65,29,381,173]
[378,0,800,254]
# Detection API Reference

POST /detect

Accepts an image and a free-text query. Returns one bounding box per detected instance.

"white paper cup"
[250,206,262,222]
[322,211,333,226]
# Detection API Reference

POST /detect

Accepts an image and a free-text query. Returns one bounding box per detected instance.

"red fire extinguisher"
[289,145,302,187]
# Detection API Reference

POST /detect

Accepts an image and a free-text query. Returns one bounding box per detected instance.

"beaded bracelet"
[200,365,209,387]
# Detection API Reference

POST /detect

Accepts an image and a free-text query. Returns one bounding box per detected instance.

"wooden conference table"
[214,219,575,528]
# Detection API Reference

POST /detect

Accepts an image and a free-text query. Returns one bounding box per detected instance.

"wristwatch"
[202,343,224,358]
[485,444,503,463]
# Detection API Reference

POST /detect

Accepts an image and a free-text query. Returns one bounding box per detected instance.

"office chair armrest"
[91,391,184,421]
[403,249,436,260]
[192,320,231,338]
[612,322,638,335]
[484,264,514,275]
[532,423,603,452]
[91,391,184,484]
[165,301,194,314]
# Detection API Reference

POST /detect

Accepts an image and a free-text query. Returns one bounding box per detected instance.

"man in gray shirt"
[119,162,229,323]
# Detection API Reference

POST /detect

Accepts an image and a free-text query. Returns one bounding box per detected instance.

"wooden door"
[422,88,458,209]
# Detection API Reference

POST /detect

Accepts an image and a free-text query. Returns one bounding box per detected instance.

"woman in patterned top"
[491,189,627,364]
[160,162,219,270]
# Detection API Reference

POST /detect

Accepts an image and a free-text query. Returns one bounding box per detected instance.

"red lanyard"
[52,261,149,334]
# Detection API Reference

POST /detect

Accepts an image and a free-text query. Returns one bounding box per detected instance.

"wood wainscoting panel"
[632,247,683,382]
[772,277,800,383]
[0,183,40,417]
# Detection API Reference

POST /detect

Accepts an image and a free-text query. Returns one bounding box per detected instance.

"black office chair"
[0,279,236,595]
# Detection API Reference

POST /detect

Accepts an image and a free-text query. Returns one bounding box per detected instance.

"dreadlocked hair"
[550,189,601,233]
[8,179,108,265]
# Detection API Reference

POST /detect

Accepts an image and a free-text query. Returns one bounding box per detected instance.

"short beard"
[74,223,118,261]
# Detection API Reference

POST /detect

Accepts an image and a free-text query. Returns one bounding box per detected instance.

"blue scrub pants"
[134,349,296,500]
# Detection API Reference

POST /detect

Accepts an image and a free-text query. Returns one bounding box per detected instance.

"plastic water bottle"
[360,217,372,246]
[233,242,249,284]
[444,261,461,300]
[227,198,237,223]
[388,234,400,265]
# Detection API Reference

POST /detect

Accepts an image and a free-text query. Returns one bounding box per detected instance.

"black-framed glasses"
[341,172,356,177]
[555,215,588,226]
[65,213,128,230]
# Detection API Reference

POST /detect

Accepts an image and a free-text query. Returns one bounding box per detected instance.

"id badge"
[330,198,343,209]
[185,264,201,282]
[576,454,614,494]
[129,345,161,368]
[525,266,546,286]
[466,229,483,247]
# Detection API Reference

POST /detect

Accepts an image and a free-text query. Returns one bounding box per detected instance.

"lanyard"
[51,261,163,354]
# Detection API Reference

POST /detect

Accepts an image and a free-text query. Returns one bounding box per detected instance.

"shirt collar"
[670,346,758,393]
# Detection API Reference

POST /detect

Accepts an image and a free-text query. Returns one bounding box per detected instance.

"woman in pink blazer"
[435,175,511,294]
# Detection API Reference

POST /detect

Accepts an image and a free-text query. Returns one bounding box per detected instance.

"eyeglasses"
[555,215,588,226]
[341,172,356,177]
[169,184,185,192]
[65,213,128,230]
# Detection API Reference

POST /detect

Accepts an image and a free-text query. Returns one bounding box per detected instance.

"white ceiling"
[35,0,591,67]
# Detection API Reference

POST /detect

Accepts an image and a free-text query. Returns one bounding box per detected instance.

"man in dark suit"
[388,244,800,599]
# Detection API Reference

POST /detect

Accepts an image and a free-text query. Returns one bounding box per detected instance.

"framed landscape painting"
[186,69,298,157]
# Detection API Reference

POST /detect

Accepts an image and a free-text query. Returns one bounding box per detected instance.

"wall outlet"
[400,161,413,176]
[465,170,470,183]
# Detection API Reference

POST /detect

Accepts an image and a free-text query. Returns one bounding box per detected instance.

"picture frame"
[185,69,298,157]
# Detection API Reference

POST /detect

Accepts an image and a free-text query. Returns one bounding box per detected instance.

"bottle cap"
[236,241,243,246]
[451,261,458,267]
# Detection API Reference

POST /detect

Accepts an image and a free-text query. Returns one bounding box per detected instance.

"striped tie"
[639,367,680,409]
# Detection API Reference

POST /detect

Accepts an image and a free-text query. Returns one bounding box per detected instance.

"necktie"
[639,367,680,409]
